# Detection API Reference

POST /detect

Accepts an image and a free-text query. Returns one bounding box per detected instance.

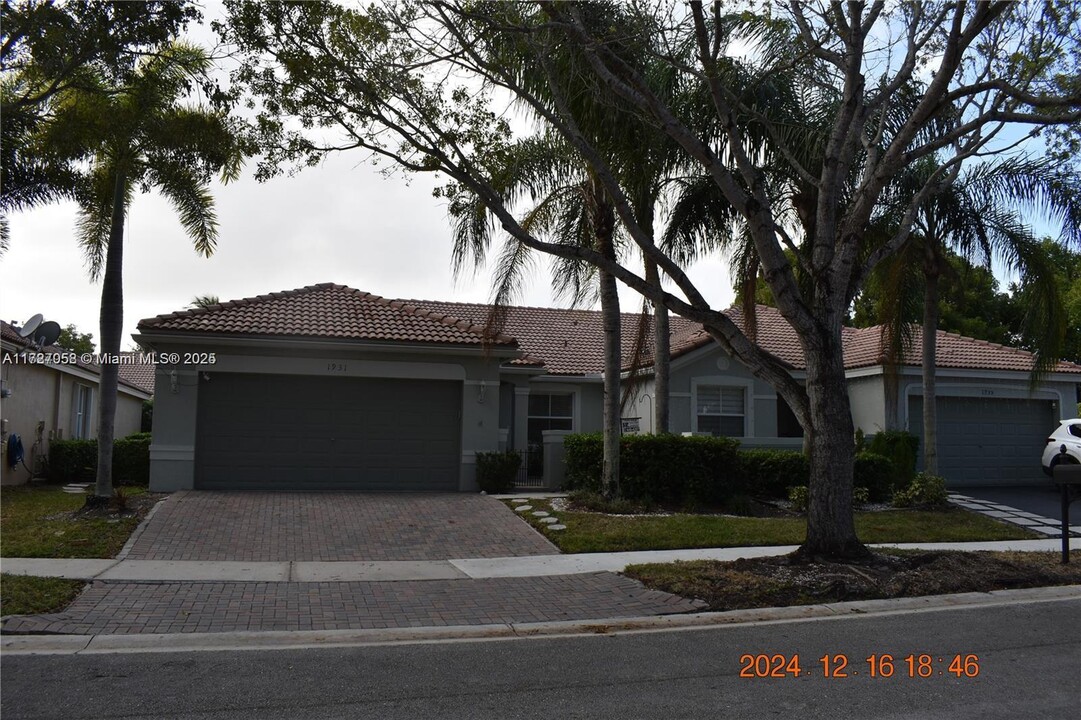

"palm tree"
[188,295,221,310]
[450,133,624,495]
[29,42,244,504]
[867,157,1081,474]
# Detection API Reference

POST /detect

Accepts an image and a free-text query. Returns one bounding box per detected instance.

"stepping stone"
[546,524,567,531]
[69,483,92,488]
[509,499,527,504]
[539,517,558,524]
[1007,517,1047,526]
[514,505,533,512]
[61,487,86,494]
[531,511,550,517]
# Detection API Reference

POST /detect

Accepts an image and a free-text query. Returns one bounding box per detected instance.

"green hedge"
[738,449,810,499]
[49,434,151,487]
[565,438,898,505]
[738,449,896,501]
[867,430,919,488]
[475,450,521,494]
[854,451,896,502]
[563,433,742,506]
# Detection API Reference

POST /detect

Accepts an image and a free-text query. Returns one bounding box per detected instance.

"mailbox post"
[1052,445,1081,564]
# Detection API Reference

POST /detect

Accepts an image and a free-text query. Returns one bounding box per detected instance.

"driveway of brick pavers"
[1,574,705,635]
[124,492,558,561]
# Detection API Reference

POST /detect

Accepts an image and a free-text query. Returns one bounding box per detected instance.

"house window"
[527,392,574,445]
[696,385,745,437]
[72,384,93,439]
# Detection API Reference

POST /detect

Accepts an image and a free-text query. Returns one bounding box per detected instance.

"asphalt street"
[2,597,1078,719]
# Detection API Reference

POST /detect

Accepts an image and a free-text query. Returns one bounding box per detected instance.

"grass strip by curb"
[0,574,84,616]
[2,486,149,559]
[506,499,1038,554]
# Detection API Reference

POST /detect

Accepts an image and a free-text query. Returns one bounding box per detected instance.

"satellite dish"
[34,321,61,348]
[18,314,43,338]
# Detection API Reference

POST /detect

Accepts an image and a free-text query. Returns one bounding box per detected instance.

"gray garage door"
[908,395,1055,487]
[195,373,461,491]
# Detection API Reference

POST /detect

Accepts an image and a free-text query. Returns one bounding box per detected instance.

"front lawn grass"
[508,500,1038,554]
[1,485,150,558]
[0,573,84,616]
[624,550,1081,611]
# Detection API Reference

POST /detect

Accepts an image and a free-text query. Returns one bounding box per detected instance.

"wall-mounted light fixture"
[169,370,178,394]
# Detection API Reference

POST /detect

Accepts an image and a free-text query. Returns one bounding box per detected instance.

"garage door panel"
[195,373,461,491]
[909,395,1054,487]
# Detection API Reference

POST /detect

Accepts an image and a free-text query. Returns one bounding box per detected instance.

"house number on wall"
[327,362,348,372]
[980,389,995,396]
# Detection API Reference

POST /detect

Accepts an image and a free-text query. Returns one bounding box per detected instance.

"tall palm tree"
[867,157,1081,474]
[450,133,624,495]
[29,42,244,504]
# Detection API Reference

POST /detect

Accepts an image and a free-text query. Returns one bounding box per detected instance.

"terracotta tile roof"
[138,284,519,348]
[396,299,685,375]
[0,320,30,347]
[0,321,153,394]
[117,353,156,394]
[716,305,1081,374]
[134,288,1081,377]
[845,324,1081,374]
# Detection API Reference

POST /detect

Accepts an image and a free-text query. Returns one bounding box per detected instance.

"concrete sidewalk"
[1,538,1071,583]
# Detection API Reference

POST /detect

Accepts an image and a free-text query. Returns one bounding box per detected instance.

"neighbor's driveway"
[125,491,559,562]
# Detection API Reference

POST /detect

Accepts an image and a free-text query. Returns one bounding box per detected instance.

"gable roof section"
[135,286,1081,377]
[138,284,519,349]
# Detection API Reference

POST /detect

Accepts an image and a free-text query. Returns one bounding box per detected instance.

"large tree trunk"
[89,169,127,506]
[645,258,670,434]
[922,257,941,476]
[795,323,869,560]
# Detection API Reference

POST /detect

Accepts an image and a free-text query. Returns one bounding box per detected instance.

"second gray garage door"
[908,395,1055,487]
[195,373,461,491]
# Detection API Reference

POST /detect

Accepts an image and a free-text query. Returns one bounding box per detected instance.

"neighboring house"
[1,322,155,486]
[135,283,1081,493]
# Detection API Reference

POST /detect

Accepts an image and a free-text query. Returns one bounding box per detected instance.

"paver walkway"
[1,573,703,635]
[948,492,1081,538]
[125,491,559,561]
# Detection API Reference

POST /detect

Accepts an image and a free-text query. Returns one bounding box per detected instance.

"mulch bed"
[625,551,1081,611]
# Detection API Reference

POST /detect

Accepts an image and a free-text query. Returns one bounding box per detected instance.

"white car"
[1042,418,1081,475]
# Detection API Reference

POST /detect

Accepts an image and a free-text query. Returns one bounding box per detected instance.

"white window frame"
[691,377,753,438]
[72,383,94,440]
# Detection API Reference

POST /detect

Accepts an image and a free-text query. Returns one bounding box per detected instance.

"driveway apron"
[124,491,559,561]
[2,491,709,635]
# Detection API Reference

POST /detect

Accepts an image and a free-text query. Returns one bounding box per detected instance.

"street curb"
[3,585,1077,656]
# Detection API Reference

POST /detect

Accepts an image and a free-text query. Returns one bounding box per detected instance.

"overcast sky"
[0,0,742,350]
[0,153,737,350]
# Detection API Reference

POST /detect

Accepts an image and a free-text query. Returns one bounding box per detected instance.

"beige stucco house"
[1,321,154,486]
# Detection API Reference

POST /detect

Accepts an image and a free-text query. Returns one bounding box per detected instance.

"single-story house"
[134,283,1081,493]
[1,321,155,486]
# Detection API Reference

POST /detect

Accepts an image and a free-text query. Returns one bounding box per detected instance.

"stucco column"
[148,365,198,491]
[542,429,571,491]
